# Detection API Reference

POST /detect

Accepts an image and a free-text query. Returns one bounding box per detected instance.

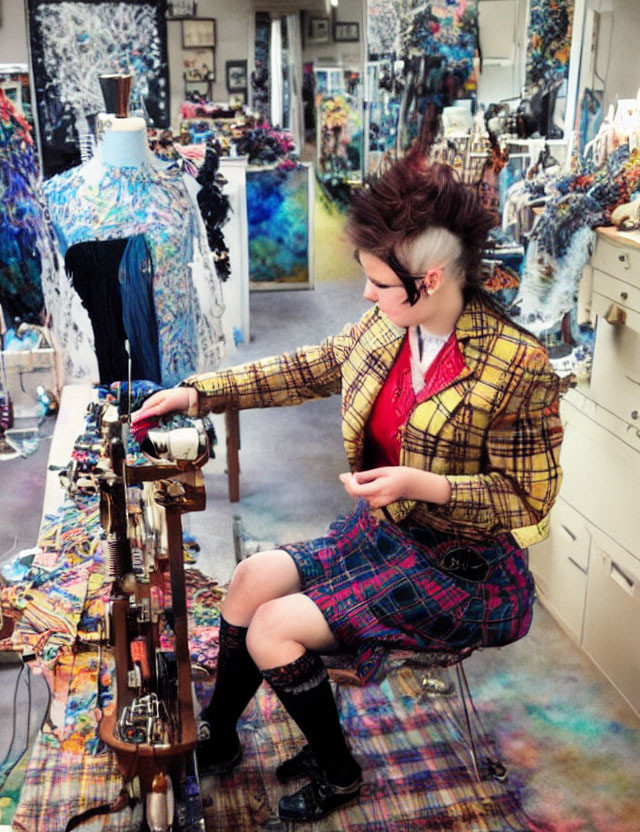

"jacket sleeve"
[439,348,564,537]
[181,313,373,414]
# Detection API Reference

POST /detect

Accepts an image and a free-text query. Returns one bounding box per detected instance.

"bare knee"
[246,595,339,669]
[223,549,301,626]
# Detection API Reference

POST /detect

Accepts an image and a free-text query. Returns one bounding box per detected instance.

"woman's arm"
[415,348,564,537]
[347,347,563,539]
[135,310,376,420]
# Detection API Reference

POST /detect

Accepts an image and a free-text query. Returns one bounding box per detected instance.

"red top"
[364,331,466,468]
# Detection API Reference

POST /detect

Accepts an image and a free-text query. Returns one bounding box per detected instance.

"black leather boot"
[275,744,318,782]
[278,769,363,822]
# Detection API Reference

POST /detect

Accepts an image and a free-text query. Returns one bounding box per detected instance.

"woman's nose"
[363,278,377,302]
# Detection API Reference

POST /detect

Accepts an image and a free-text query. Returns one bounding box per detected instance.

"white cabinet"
[529,228,640,717]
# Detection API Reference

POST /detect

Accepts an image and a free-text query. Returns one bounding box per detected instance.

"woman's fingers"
[132,388,192,423]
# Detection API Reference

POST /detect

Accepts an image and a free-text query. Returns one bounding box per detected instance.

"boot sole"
[278,789,361,822]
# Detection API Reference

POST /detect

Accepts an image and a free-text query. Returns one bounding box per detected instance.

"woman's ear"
[423,267,444,294]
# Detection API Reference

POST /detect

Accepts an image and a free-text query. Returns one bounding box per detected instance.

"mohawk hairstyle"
[346,154,496,304]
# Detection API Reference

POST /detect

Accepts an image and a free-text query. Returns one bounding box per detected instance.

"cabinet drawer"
[592,236,640,287]
[529,498,590,643]
[583,531,640,715]
[592,268,640,315]
[592,290,640,333]
[589,314,640,422]
[558,398,640,557]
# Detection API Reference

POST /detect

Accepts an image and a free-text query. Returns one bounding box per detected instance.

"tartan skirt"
[281,500,535,683]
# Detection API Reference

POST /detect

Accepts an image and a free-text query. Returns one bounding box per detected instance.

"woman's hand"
[131,387,197,423]
[339,466,451,509]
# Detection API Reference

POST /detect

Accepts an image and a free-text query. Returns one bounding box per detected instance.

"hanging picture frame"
[182,17,216,48]
[183,48,215,81]
[226,60,247,92]
[166,0,196,18]
[26,0,170,178]
[334,21,360,42]
[306,15,330,45]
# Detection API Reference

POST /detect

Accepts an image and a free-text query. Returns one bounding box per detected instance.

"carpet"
[199,667,534,832]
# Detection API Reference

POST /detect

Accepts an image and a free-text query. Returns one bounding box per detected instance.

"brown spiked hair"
[346,142,496,306]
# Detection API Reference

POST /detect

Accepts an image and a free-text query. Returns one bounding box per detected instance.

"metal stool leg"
[455,663,508,783]
[455,663,482,783]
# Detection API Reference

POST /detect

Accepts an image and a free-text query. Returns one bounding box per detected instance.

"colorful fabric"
[526,0,574,90]
[11,734,133,832]
[42,156,225,387]
[283,500,534,683]
[0,89,54,324]
[185,296,564,547]
[198,668,533,831]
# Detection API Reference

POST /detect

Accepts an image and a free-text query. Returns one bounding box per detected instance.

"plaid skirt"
[281,500,535,683]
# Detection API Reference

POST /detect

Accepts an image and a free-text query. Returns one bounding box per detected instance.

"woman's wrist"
[178,384,199,416]
[403,468,451,505]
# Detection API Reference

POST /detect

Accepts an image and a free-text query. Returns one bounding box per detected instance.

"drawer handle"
[604,303,627,325]
[620,291,629,301]
[617,253,631,269]
[610,562,635,596]
[560,524,577,542]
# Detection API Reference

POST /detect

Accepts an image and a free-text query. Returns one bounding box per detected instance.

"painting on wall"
[27,0,169,178]
[525,0,574,137]
[246,165,312,289]
[367,0,479,156]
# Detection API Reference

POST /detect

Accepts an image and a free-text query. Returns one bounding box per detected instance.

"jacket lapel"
[404,297,496,443]
[342,310,405,468]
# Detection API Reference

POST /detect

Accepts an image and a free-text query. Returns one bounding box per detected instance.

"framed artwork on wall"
[247,163,314,291]
[334,22,360,42]
[166,0,196,18]
[182,17,216,48]
[306,15,330,44]
[226,60,247,92]
[26,0,170,178]
[183,48,215,81]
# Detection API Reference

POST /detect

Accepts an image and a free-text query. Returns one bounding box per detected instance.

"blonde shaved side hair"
[395,226,465,284]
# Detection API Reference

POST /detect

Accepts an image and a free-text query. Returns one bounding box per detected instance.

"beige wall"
[302,0,363,71]
[603,0,640,108]
[0,1,29,63]
[168,0,252,125]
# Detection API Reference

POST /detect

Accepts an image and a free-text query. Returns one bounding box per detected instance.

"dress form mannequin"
[100,115,150,167]
[43,88,224,386]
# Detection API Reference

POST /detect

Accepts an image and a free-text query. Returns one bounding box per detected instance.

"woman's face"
[359,251,427,328]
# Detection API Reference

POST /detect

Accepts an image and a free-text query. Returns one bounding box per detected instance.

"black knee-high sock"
[262,652,361,787]
[200,616,263,748]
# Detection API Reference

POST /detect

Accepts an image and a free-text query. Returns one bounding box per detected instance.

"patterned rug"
[199,667,533,832]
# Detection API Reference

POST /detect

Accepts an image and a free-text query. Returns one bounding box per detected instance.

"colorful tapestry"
[317,93,363,180]
[246,165,311,287]
[526,0,574,90]
[27,0,170,177]
[252,12,271,122]
[367,0,479,156]
[0,90,54,323]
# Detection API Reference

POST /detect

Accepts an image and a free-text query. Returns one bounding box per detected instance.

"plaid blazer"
[185,296,564,547]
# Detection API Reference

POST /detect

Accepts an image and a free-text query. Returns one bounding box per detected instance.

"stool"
[224,409,240,503]
[324,648,507,786]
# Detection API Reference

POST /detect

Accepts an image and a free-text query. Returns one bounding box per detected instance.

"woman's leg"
[198,550,302,772]
[248,595,362,821]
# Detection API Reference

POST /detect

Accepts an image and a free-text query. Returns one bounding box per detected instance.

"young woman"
[133,157,563,823]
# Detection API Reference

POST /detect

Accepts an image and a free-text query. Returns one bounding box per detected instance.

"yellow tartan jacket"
[185,296,564,548]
